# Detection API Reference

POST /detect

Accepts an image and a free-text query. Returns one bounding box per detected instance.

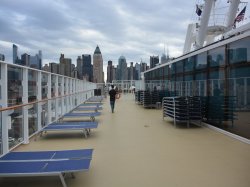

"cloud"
[0,0,198,66]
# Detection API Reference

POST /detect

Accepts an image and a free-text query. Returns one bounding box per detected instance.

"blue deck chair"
[40,122,98,138]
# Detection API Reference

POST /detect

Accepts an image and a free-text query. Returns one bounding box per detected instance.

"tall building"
[128,62,135,80]
[21,53,30,66]
[93,45,104,83]
[135,63,141,80]
[0,54,5,61]
[59,54,72,77]
[30,50,42,70]
[107,60,115,83]
[141,62,148,72]
[150,56,159,68]
[13,44,18,64]
[117,56,128,80]
[49,62,59,74]
[76,56,83,79]
[82,54,93,82]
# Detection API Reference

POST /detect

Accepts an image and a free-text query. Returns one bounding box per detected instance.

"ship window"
[185,56,195,72]
[228,37,250,64]
[164,66,169,77]
[208,46,225,67]
[176,60,184,73]
[196,52,207,69]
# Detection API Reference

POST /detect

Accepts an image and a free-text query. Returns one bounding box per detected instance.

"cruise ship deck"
[1,93,250,187]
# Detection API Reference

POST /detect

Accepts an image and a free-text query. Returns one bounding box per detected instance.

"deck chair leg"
[59,173,68,187]
[90,116,95,121]
[83,130,88,138]
[86,129,90,135]
[71,172,75,179]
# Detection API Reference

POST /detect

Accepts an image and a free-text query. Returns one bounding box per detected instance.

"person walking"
[109,85,119,113]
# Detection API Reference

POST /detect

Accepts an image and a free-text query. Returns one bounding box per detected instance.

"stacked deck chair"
[0,149,93,187]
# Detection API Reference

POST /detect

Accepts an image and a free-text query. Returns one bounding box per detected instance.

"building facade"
[82,54,93,82]
[93,45,104,83]
[59,54,72,77]
[117,56,128,80]
[150,56,159,68]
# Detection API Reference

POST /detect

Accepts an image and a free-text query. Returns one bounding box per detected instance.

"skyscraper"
[93,45,104,83]
[76,56,83,79]
[107,60,115,83]
[13,44,18,64]
[150,56,159,68]
[21,53,30,66]
[59,54,72,77]
[82,54,93,82]
[30,50,42,70]
[0,54,5,61]
[128,62,135,80]
[117,56,128,80]
[135,63,141,80]
[49,62,59,74]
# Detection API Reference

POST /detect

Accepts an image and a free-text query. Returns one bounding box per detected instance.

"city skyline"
[0,0,201,65]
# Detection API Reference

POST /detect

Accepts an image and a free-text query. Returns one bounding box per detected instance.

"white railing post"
[37,71,42,131]
[22,68,29,144]
[55,75,59,120]
[47,74,51,124]
[1,63,9,154]
[61,76,64,115]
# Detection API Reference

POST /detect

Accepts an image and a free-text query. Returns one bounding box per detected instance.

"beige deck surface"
[1,94,250,187]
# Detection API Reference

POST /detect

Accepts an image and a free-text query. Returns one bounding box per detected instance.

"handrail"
[0,89,94,112]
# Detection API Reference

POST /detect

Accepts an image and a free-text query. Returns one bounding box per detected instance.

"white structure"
[183,0,247,54]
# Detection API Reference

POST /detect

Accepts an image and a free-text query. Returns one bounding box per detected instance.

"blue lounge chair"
[63,112,101,121]
[40,122,98,138]
[0,149,93,187]
[74,106,103,112]
[0,149,93,160]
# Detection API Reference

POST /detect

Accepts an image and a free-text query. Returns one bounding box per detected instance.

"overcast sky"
[0,0,249,68]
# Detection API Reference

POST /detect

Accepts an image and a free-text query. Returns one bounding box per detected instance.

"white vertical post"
[65,78,69,112]
[226,0,241,30]
[61,77,64,115]
[55,75,59,120]
[47,74,51,124]
[1,63,9,154]
[195,0,214,48]
[37,71,42,131]
[22,68,29,144]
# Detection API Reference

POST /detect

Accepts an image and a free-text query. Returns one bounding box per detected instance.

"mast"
[195,0,214,49]
[226,0,241,31]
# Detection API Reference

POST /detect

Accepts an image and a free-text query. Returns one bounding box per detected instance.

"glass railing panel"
[28,103,38,136]
[51,99,56,122]
[42,73,48,99]
[28,70,37,102]
[9,106,24,149]
[41,102,48,127]
[8,66,23,106]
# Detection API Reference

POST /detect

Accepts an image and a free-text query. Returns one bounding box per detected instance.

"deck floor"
[1,94,250,187]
